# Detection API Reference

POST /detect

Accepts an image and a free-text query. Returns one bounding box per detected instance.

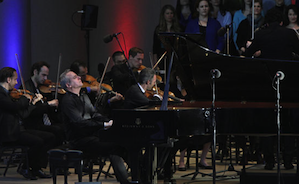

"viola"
[82,74,120,95]
[82,74,99,88]
[10,88,35,99]
[145,86,181,101]
[137,65,146,72]
[39,79,66,95]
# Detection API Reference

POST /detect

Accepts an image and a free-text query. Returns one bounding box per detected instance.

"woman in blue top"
[176,0,195,31]
[185,0,224,53]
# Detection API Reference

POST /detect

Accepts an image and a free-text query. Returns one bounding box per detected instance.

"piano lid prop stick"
[160,52,174,111]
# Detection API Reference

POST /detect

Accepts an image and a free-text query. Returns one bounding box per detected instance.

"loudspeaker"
[81,4,98,30]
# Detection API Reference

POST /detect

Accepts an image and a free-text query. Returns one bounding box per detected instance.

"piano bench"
[48,149,83,184]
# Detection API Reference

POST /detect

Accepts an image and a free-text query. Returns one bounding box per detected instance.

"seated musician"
[96,51,127,87]
[0,67,55,180]
[112,51,126,65]
[124,67,162,109]
[111,47,144,97]
[21,61,65,148]
[59,69,129,183]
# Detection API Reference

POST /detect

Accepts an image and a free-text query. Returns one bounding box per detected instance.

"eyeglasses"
[116,59,126,63]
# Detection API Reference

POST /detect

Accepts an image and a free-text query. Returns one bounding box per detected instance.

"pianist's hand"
[104,120,113,129]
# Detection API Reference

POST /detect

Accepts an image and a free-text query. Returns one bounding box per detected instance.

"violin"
[10,88,35,99]
[145,86,181,101]
[82,74,120,95]
[39,79,66,95]
[82,74,99,88]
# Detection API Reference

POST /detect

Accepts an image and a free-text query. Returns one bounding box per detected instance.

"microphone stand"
[275,72,283,184]
[211,69,219,184]
[226,26,230,55]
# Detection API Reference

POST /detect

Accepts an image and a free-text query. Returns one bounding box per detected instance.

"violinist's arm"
[22,94,32,103]
[47,99,59,107]
[0,94,30,112]
[109,92,123,103]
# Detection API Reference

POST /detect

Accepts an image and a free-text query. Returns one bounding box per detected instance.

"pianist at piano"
[59,69,130,184]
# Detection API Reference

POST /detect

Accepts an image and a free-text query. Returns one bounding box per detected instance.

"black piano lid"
[158,32,299,103]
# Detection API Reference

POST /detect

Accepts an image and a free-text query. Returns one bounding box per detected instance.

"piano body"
[108,33,299,183]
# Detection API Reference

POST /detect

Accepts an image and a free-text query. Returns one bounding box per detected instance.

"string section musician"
[111,47,144,97]
[124,67,162,109]
[0,67,55,180]
[21,61,64,147]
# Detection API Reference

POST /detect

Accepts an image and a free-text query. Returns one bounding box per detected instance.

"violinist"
[111,47,144,97]
[96,51,126,87]
[0,67,55,179]
[21,61,64,148]
[124,68,162,109]
[112,51,126,65]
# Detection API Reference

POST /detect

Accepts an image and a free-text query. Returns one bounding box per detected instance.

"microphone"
[217,23,232,36]
[275,71,285,80]
[210,69,221,79]
[103,32,121,43]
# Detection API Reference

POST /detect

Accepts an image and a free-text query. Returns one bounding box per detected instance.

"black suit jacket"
[111,63,138,96]
[0,86,32,143]
[21,79,50,128]
[124,84,160,109]
[245,22,299,60]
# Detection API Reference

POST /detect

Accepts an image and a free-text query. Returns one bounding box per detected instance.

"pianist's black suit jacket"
[124,84,160,109]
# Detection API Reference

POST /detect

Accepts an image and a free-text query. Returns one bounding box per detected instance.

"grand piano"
[108,33,299,183]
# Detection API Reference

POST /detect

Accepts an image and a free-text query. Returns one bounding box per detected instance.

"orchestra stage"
[0,149,297,184]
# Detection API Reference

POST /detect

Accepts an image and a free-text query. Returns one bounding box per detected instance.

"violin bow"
[152,51,167,69]
[15,54,27,94]
[149,52,159,95]
[94,57,111,106]
[98,57,111,92]
[55,53,62,100]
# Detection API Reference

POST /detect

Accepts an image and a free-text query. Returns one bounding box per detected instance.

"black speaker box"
[81,4,98,30]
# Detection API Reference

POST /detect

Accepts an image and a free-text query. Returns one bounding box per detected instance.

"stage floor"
[0,150,297,184]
